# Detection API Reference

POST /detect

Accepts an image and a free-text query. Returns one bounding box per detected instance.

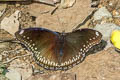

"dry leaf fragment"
[0,0,27,1]
[34,0,60,5]
[60,0,76,8]
[1,10,21,36]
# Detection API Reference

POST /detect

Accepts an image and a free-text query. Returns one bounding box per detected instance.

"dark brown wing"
[60,28,102,70]
[15,28,61,70]
[15,28,102,70]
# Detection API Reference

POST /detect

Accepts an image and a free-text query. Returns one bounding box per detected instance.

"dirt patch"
[0,0,120,80]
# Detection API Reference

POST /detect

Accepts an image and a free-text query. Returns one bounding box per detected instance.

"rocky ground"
[0,0,120,80]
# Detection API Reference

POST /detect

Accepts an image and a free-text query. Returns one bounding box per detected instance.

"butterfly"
[15,27,102,70]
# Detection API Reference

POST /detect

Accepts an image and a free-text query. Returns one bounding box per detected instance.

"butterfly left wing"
[15,28,63,70]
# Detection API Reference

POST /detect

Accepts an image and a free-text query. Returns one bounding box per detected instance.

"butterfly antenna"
[57,15,66,32]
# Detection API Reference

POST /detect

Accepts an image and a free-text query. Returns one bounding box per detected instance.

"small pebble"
[5,70,21,80]
[94,23,120,41]
[60,0,76,8]
[93,7,112,20]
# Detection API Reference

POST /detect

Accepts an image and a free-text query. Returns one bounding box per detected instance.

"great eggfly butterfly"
[15,28,102,70]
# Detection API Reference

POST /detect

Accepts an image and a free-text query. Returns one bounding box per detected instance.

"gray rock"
[60,0,76,8]
[93,7,112,20]
[94,23,120,41]
[0,43,9,49]
[5,70,21,80]
[0,75,9,80]
[8,59,33,80]
[1,10,21,36]
[26,73,75,80]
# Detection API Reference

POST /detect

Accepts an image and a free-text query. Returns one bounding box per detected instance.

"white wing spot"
[83,45,86,47]
[86,41,88,43]
[93,37,95,39]
[32,43,35,46]
[19,30,24,34]
[35,47,37,50]
[23,36,26,38]
[27,37,29,39]
[96,32,99,36]
[80,48,82,51]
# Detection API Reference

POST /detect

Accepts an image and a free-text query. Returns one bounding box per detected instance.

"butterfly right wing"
[60,28,102,69]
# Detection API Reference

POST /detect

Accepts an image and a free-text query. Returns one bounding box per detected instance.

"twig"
[3,53,31,64]
[73,9,97,31]
[33,0,56,6]
[51,6,59,15]
[0,39,20,43]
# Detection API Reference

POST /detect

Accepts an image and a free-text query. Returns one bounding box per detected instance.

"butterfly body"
[15,27,102,70]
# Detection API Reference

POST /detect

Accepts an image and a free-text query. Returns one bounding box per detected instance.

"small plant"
[0,62,9,80]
